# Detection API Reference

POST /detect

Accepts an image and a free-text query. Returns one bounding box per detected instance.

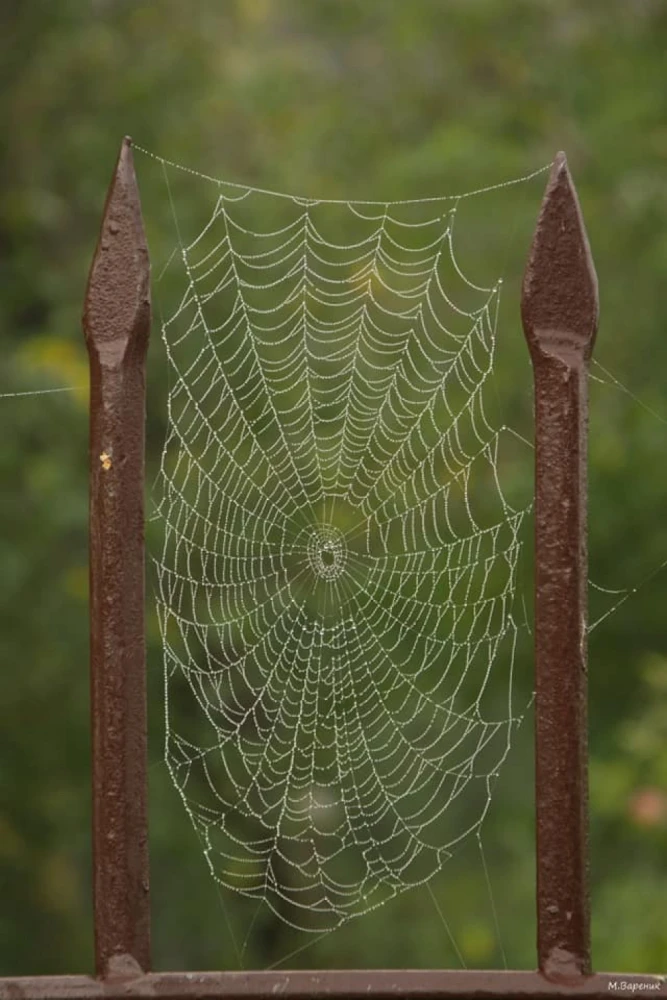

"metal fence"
[0,139,662,1000]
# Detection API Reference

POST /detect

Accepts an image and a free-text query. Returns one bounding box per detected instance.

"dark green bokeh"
[1,0,665,976]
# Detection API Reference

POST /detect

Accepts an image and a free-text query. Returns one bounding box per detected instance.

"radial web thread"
[151,164,537,933]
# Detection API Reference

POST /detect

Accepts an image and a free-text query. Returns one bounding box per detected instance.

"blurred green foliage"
[0,0,665,977]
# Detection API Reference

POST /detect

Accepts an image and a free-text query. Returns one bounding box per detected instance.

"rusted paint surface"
[521,153,599,978]
[0,970,665,1000]
[82,137,151,977]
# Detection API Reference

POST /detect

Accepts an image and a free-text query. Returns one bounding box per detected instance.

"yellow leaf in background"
[64,565,88,602]
[18,336,89,407]
[239,0,271,26]
[459,922,495,963]
[38,852,79,915]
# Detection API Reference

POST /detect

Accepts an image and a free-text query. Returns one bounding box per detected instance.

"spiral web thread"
[152,163,536,934]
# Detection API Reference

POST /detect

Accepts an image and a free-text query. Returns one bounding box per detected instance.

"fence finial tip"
[116,136,135,178]
[521,153,598,356]
[83,136,150,354]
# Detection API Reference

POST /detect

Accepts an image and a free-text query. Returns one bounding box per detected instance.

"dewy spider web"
[149,155,544,934]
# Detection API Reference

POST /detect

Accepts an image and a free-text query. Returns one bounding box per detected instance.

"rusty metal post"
[521,153,599,979]
[83,137,151,978]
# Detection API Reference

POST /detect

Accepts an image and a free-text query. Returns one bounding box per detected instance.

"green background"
[1,0,665,976]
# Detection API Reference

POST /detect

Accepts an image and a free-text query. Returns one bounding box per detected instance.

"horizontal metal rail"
[0,970,664,1000]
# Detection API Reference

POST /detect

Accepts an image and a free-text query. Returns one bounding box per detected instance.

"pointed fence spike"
[522,151,599,357]
[84,137,150,359]
[83,137,151,977]
[521,154,599,980]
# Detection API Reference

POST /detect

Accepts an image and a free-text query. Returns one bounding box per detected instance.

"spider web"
[151,160,540,934]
